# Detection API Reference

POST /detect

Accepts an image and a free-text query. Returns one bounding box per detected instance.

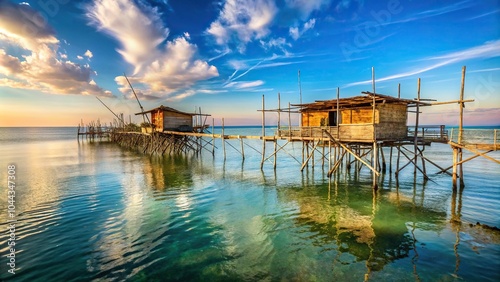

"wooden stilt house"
[282,92,429,142]
[136,105,196,132]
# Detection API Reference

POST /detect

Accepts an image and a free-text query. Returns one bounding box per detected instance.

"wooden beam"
[323,130,379,176]
[450,141,500,165]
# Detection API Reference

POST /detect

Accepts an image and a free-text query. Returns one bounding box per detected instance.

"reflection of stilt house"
[136,105,210,133]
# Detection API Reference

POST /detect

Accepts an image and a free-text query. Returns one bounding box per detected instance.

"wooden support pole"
[312,139,315,168]
[323,130,380,176]
[372,67,378,189]
[288,102,292,138]
[322,141,325,168]
[328,140,332,172]
[240,136,245,161]
[261,95,266,170]
[222,118,226,161]
[274,139,277,170]
[301,140,320,171]
[389,146,393,173]
[450,141,500,165]
[439,150,493,173]
[212,118,215,156]
[396,145,401,177]
[458,66,466,188]
[337,87,340,138]
[414,78,421,175]
[277,92,281,131]
[380,146,386,173]
[452,147,458,190]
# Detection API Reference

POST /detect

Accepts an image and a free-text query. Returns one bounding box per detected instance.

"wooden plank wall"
[376,103,407,139]
[163,111,192,130]
[302,111,328,126]
[341,107,378,124]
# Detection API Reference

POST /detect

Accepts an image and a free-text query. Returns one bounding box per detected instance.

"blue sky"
[0,0,499,126]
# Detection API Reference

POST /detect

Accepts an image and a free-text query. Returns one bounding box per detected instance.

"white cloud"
[345,40,500,87]
[84,50,93,58]
[260,37,292,54]
[225,80,264,89]
[0,1,110,96]
[289,18,316,40]
[207,0,278,53]
[87,0,218,99]
[77,55,84,60]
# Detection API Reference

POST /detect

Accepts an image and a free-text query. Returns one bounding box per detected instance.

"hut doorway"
[329,111,338,126]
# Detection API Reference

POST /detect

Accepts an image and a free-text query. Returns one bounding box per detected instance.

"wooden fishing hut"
[135,105,210,133]
[284,92,422,142]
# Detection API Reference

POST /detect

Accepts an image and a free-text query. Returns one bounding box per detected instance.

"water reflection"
[277,179,448,275]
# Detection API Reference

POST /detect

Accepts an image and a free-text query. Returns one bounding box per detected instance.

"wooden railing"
[407,125,448,143]
[448,128,499,146]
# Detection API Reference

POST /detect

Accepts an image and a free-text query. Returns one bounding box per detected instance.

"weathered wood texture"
[302,111,329,126]
[341,107,377,124]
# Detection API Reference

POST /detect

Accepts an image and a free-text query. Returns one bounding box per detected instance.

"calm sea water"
[0,127,499,281]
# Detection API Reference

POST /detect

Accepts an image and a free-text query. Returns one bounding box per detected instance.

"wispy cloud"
[87,0,219,99]
[377,0,473,27]
[225,80,264,89]
[289,18,316,40]
[468,68,500,73]
[0,1,110,96]
[466,9,500,21]
[344,40,500,87]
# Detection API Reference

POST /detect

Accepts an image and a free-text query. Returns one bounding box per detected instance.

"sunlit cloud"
[0,1,110,96]
[84,50,93,58]
[87,0,219,100]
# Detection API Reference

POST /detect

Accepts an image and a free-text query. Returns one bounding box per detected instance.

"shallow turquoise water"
[0,127,499,281]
